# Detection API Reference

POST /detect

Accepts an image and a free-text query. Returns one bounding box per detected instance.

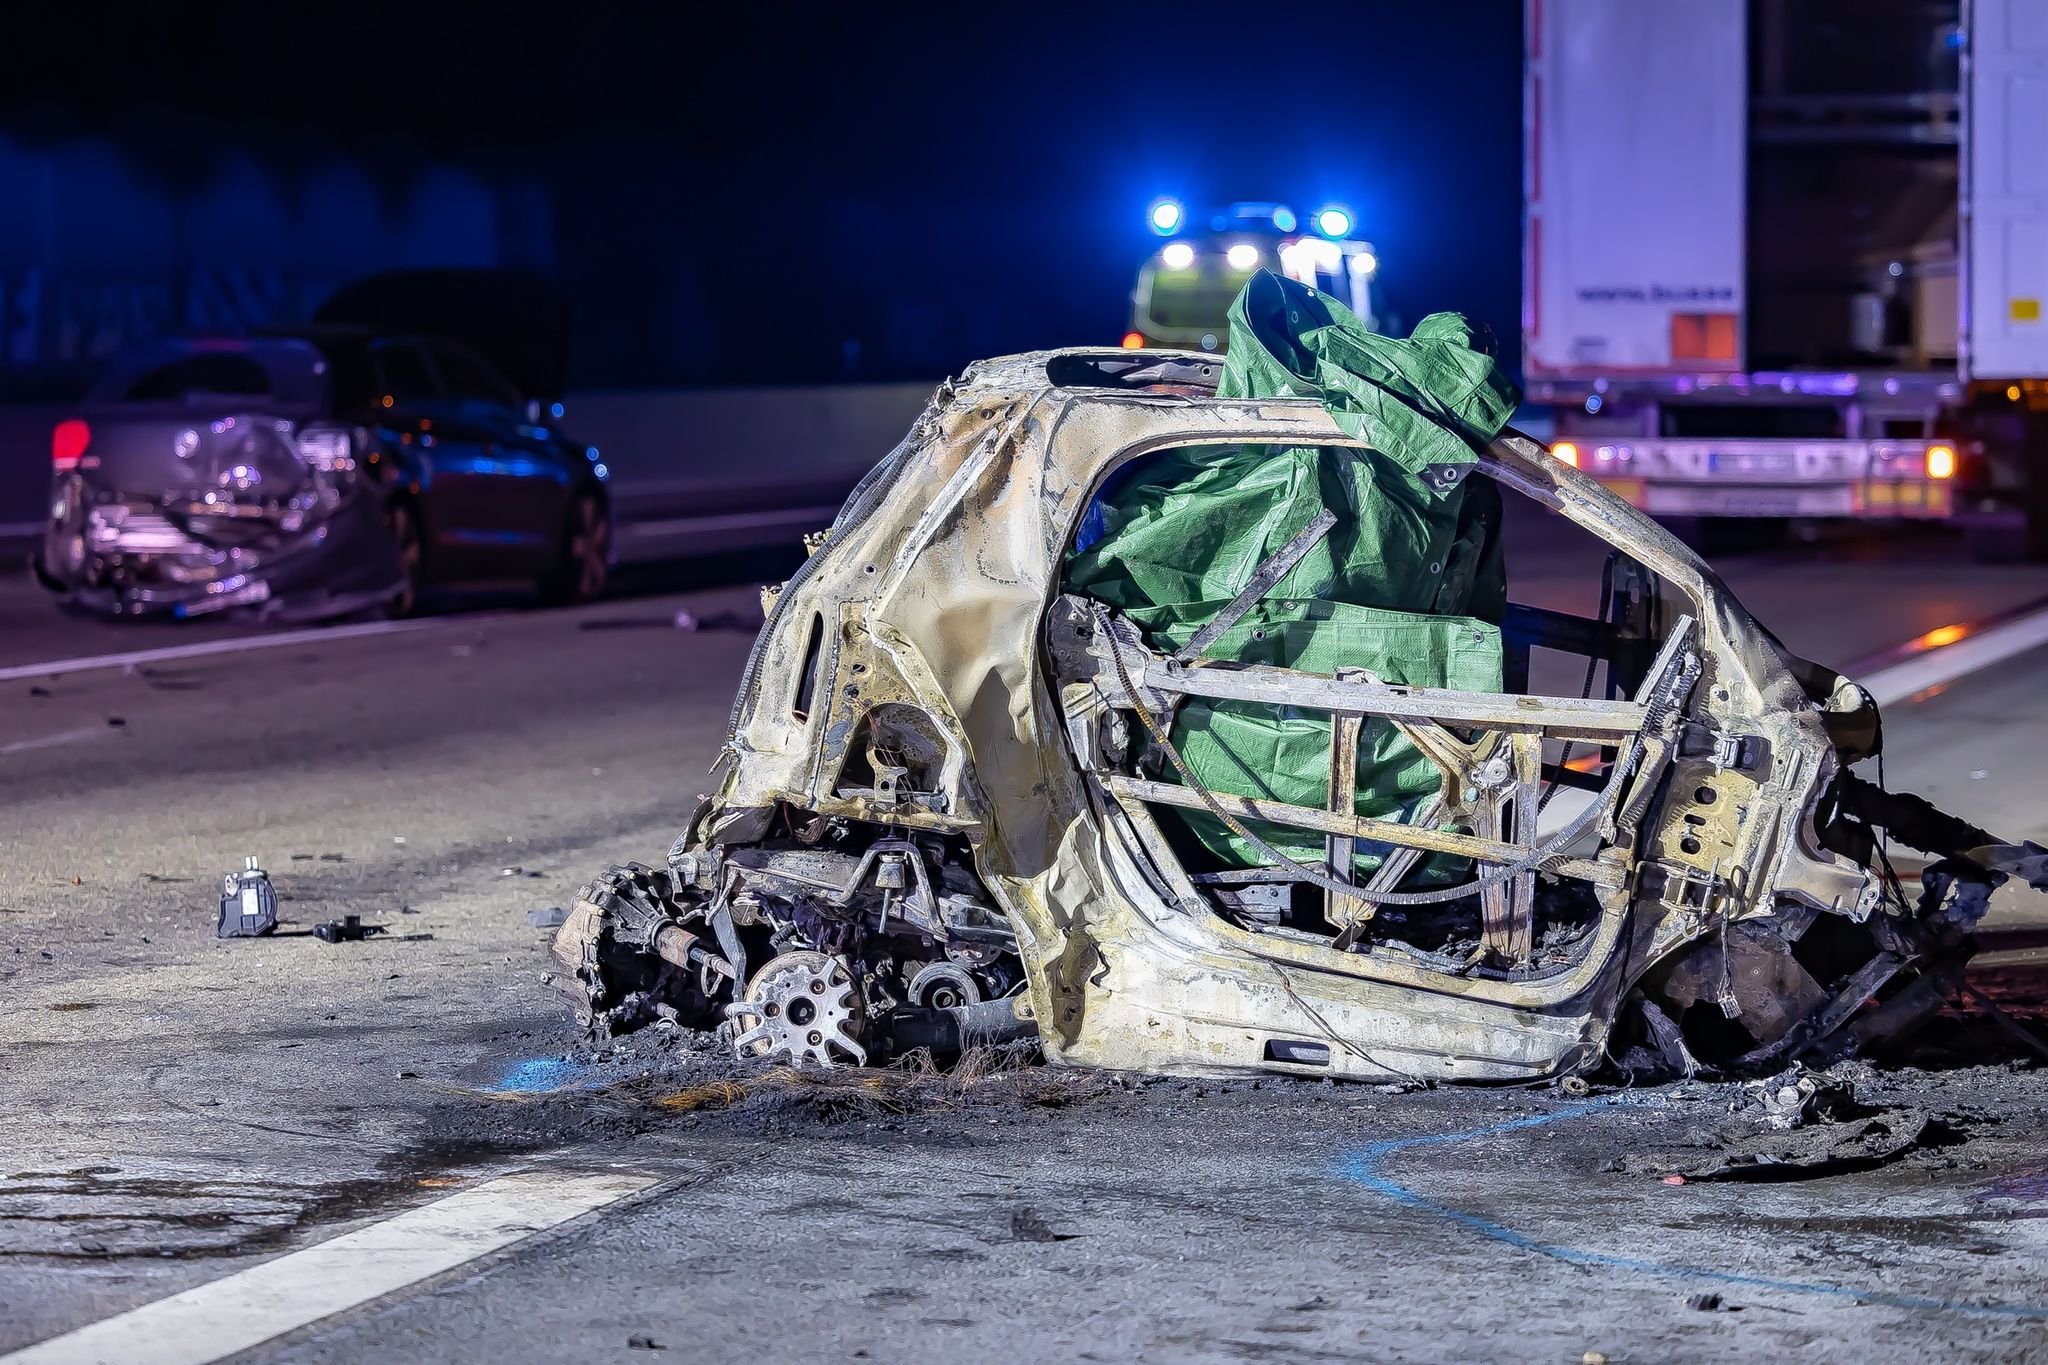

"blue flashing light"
[549,401,565,419]
[1314,205,1353,239]
[1272,205,1297,232]
[1148,199,1185,235]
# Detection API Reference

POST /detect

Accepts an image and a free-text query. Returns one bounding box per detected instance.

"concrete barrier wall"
[0,384,937,559]
[559,382,933,563]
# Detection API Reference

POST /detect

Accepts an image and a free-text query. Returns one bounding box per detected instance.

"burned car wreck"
[558,272,2045,1082]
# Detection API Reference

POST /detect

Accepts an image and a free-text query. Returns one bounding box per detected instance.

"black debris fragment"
[28,685,50,698]
[105,716,125,727]
[626,1336,666,1351]
[314,915,387,944]
[1620,1107,1930,1180]
[1010,1208,1076,1243]
[1685,1292,1727,1312]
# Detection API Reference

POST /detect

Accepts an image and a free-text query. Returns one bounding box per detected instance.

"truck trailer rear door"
[1966,0,2048,380]
[1524,0,1746,378]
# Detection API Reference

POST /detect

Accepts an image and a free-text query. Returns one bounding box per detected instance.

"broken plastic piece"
[216,856,278,939]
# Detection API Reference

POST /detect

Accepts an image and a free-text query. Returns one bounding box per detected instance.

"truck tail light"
[52,418,90,470]
[1121,332,1145,350]
[1925,443,1956,479]
[1551,440,1579,468]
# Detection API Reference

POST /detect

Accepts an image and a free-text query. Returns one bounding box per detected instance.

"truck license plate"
[1645,486,1853,518]
[1708,450,1799,477]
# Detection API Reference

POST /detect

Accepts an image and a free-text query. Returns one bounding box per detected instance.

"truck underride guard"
[554,333,2046,1082]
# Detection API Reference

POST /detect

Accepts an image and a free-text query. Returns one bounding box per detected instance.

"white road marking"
[620,503,844,538]
[0,618,443,684]
[0,726,107,758]
[0,1170,657,1365]
[1857,604,2048,707]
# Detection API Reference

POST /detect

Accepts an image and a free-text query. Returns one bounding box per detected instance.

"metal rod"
[1108,775,1525,863]
[1134,662,1650,741]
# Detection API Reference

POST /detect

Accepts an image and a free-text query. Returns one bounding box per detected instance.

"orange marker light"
[1121,331,1145,350]
[1919,623,1968,649]
[1926,443,1956,480]
[1551,440,1579,468]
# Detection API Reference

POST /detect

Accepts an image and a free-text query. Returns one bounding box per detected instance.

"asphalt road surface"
[5,523,2048,1364]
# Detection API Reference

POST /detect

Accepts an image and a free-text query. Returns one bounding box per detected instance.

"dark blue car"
[36,322,610,620]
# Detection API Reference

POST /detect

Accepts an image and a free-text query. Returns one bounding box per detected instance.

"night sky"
[6,1,1525,386]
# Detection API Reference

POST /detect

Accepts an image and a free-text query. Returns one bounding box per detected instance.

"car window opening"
[1054,438,1678,981]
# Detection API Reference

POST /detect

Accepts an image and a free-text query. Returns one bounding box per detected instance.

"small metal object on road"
[528,906,569,928]
[216,856,279,938]
[1010,1207,1076,1243]
[314,914,387,944]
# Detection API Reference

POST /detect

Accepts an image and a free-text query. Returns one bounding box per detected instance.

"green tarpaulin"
[1064,271,1522,871]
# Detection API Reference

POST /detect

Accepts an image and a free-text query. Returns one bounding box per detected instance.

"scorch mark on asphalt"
[1334,1105,2048,1320]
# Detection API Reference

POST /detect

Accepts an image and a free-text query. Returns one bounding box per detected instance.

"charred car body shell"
[567,348,2016,1082]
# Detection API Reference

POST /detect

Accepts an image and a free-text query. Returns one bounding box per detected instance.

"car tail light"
[1121,332,1146,350]
[52,419,90,470]
[1925,443,1956,479]
[1551,440,1579,468]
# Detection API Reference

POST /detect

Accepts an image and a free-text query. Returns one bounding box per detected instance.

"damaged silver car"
[557,277,2044,1082]
[37,307,609,621]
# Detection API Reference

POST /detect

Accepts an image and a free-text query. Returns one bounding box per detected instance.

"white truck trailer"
[1525,0,2048,556]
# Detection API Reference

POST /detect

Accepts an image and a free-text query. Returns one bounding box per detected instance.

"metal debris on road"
[1009,1208,1075,1243]
[313,915,388,944]
[528,906,570,928]
[216,857,279,938]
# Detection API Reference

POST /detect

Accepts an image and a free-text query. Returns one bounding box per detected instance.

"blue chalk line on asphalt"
[1335,1103,2048,1320]
[487,1057,590,1093]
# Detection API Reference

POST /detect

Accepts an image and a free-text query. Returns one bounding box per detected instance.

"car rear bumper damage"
[36,476,403,622]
